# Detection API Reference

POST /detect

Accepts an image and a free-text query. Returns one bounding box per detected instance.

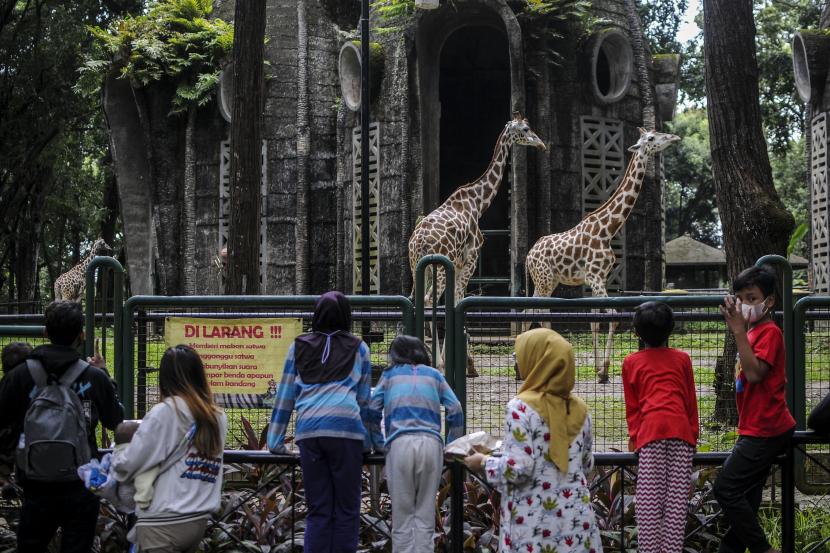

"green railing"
[121,294,415,419]
[84,256,125,383]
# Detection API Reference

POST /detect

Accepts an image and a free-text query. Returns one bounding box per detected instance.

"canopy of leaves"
[637,0,688,54]
[78,0,233,113]
[678,0,821,153]
[663,109,721,246]
[0,0,137,304]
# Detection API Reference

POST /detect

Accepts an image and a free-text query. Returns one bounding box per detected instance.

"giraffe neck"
[456,127,510,218]
[593,149,648,240]
[79,249,98,271]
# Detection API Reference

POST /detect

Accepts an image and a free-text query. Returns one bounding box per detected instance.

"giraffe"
[409,112,546,375]
[525,128,680,382]
[54,239,113,302]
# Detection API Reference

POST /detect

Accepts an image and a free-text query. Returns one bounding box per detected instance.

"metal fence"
[121,295,415,445]
[3,255,830,550]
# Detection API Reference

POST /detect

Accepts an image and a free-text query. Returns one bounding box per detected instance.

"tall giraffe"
[409,113,546,374]
[525,128,680,382]
[54,239,113,302]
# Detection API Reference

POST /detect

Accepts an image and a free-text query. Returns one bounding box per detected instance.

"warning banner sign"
[164,318,302,398]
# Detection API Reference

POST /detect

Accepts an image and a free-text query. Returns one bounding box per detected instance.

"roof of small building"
[665,235,808,268]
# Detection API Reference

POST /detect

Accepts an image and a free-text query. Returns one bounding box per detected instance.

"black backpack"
[16,359,92,482]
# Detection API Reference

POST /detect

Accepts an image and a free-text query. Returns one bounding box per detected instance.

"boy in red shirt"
[716,266,795,553]
[623,301,698,553]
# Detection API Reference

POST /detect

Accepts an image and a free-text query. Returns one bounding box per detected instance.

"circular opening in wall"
[339,42,362,111]
[589,29,633,104]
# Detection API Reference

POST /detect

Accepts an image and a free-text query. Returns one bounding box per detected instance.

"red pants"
[635,439,694,553]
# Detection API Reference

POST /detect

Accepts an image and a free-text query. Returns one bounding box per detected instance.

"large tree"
[704,0,795,422]
[225,0,267,295]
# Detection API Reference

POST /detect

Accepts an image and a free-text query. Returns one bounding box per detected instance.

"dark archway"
[439,25,510,295]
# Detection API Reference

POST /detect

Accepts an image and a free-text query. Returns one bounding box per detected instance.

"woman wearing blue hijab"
[268,291,373,553]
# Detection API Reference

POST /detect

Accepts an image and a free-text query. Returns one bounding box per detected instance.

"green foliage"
[637,0,688,54]
[663,109,721,246]
[370,0,595,65]
[78,0,233,113]
[787,222,809,258]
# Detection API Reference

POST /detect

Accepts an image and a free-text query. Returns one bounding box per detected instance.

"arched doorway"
[439,25,511,295]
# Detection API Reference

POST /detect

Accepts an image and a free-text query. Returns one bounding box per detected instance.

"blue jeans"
[298,437,363,553]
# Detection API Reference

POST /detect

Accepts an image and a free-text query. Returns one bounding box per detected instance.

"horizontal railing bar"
[0,325,45,337]
[126,310,405,321]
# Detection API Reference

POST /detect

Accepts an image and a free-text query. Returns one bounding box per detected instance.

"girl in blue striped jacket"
[267,291,372,553]
[367,335,463,553]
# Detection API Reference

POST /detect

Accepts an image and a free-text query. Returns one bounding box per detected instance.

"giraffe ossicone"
[409,113,546,377]
[525,129,680,382]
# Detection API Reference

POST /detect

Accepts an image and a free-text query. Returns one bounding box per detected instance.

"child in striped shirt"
[267,292,372,553]
[367,335,463,553]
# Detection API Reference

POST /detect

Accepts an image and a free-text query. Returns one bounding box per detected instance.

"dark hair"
[633,301,675,347]
[733,266,777,298]
[159,345,222,456]
[114,421,140,445]
[388,335,432,367]
[44,301,84,346]
[2,342,32,373]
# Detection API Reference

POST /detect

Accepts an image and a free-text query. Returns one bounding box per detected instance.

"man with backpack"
[0,300,124,553]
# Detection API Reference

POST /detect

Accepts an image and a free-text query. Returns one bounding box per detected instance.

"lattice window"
[219,140,268,291]
[581,116,625,291]
[352,123,381,294]
[812,112,829,293]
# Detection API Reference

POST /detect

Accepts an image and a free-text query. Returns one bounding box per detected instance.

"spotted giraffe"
[409,112,546,375]
[54,239,113,302]
[525,128,680,382]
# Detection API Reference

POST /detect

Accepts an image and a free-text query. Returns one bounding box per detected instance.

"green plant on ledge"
[76,0,233,113]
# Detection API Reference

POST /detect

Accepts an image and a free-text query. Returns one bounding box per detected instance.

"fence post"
[84,256,125,393]
[414,255,455,385]
[755,256,795,549]
[754,255,793,412]
[414,255,462,553]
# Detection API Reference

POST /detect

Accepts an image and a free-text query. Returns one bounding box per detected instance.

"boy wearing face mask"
[715,266,795,553]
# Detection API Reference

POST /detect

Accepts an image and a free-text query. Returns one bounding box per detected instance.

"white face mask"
[738,297,770,324]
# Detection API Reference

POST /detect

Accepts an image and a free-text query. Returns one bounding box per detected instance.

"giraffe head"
[504,112,546,150]
[627,128,680,155]
[91,239,113,257]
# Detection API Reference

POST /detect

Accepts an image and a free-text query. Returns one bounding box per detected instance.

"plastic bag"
[444,431,502,457]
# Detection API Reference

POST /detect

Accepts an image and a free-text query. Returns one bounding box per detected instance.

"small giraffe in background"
[54,239,113,302]
[409,112,546,376]
[525,128,680,382]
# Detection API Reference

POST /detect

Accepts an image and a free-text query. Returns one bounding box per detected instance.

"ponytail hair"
[159,345,223,457]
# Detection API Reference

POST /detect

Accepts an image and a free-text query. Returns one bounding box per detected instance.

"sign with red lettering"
[164,317,302,402]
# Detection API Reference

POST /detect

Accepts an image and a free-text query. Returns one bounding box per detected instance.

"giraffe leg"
[603,307,619,381]
[454,235,481,377]
[525,257,555,333]
[586,276,611,383]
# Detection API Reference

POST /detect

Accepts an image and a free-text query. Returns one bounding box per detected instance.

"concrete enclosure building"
[104,0,680,297]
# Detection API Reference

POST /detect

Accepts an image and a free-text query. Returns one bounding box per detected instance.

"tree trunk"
[226,0,266,295]
[295,0,310,294]
[15,182,45,313]
[182,106,197,295]
[101,152,120,248]
[704,0,795,423]
[145,84,184,296]
[625,0,662,291]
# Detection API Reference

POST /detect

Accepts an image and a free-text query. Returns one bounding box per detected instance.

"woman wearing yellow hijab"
[464,328,602,553]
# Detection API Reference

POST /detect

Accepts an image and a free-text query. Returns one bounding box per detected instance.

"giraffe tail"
[524,261,530,297]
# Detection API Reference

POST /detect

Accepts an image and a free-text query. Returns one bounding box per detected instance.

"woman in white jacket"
[113,345,227,553]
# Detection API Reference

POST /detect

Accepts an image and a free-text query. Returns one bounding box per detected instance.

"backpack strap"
[26,359,47,388]
[59,359,89,388]
[156,422,196,478]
